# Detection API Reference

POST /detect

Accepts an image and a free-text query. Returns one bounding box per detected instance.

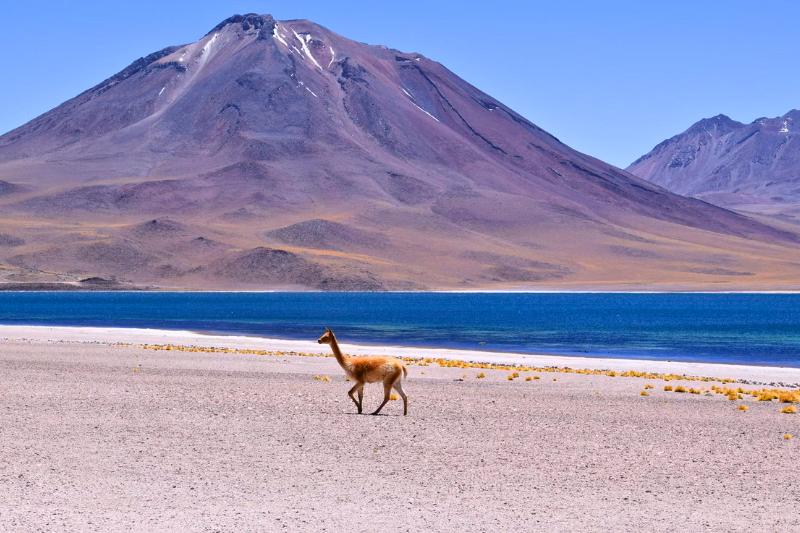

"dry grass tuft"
[640,391,649,397]
[778,392,798,403]
[136,342,800,415]
[738,405,749,411]
[313,375,331,382]
[708,384,800,404]
[136,344,750,387]
[780,405,797,414]
[525,376,533,382]
[784,434,793,440]
[389,393,399,401]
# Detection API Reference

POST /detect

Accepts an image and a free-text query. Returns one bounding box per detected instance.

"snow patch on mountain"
[272,25,288,47]
[292,28,323,70]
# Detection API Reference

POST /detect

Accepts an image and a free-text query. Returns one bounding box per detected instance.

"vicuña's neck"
[329,336,348,368]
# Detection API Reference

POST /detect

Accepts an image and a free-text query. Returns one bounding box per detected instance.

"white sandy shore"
[1,324,799,384]
[2,334,799,531]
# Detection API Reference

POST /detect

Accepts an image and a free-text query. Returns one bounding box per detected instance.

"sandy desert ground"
[1,328,799,532]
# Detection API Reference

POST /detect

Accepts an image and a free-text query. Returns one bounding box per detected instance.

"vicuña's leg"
[357,384,364,413]
[393,380,408,416]
[348,383,362,413]
[371,379,395,415]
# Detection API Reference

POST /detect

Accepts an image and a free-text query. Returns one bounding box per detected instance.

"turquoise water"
[0,292,798,366]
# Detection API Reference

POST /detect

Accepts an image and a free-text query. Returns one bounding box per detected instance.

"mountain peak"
[206,13,276,35]
[688,114,741,133]
[628,108,800,214]
[783,109,800,120]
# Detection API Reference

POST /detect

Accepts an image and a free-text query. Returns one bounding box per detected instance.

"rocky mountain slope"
[628,111,800,219]
[0,14,799,290]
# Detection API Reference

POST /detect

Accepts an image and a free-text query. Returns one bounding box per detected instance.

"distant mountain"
[628,111,800,218]
[0,14,799,290]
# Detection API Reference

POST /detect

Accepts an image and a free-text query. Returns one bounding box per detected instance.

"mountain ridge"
[628,110,800,219]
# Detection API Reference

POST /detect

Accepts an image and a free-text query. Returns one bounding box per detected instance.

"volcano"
[0,13,798,290]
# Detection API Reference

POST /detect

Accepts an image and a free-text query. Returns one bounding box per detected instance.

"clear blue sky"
[1,0,798,167]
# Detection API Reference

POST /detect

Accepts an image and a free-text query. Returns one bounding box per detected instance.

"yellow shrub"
[640,391,649,397]
[389,393,399,401]
[738,405,748,411]
[313,375,331,382]
[644,384,654,390]
[525,376,533,382]
[781,405,797,414]
[674,386,687,393]
[664,385,673,391]
[784,434,793,440]
[758,391,778,402]
[778,392,799,403]
[476,372,486,379]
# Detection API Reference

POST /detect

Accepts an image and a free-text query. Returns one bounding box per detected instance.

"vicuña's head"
[317,327,334,344]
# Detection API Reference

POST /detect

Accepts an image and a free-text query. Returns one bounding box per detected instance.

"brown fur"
[318,328,408,415]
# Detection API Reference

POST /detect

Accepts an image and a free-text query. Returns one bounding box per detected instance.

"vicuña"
[317,328,408,415]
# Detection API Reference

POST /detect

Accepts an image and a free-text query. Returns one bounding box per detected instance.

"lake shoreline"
[4,286,800,293]
[2,324,799,384]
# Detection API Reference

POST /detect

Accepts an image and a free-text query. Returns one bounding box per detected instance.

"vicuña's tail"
[402,365,408,378]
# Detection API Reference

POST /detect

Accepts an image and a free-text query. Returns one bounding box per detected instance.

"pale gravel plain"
[0,331,799,532]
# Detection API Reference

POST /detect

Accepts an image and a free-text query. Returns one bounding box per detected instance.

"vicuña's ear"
[325,327,331,332]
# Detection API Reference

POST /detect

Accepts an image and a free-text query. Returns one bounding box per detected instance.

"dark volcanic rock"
[266,219,386,251]
[130,218,190,239]
[207,13,276,36]
[0,180,20,195]
[0,234,24,247]
[212,247,324,285]
[79,276,120,287]
[211,246,382,290]
[377,172,438,205]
